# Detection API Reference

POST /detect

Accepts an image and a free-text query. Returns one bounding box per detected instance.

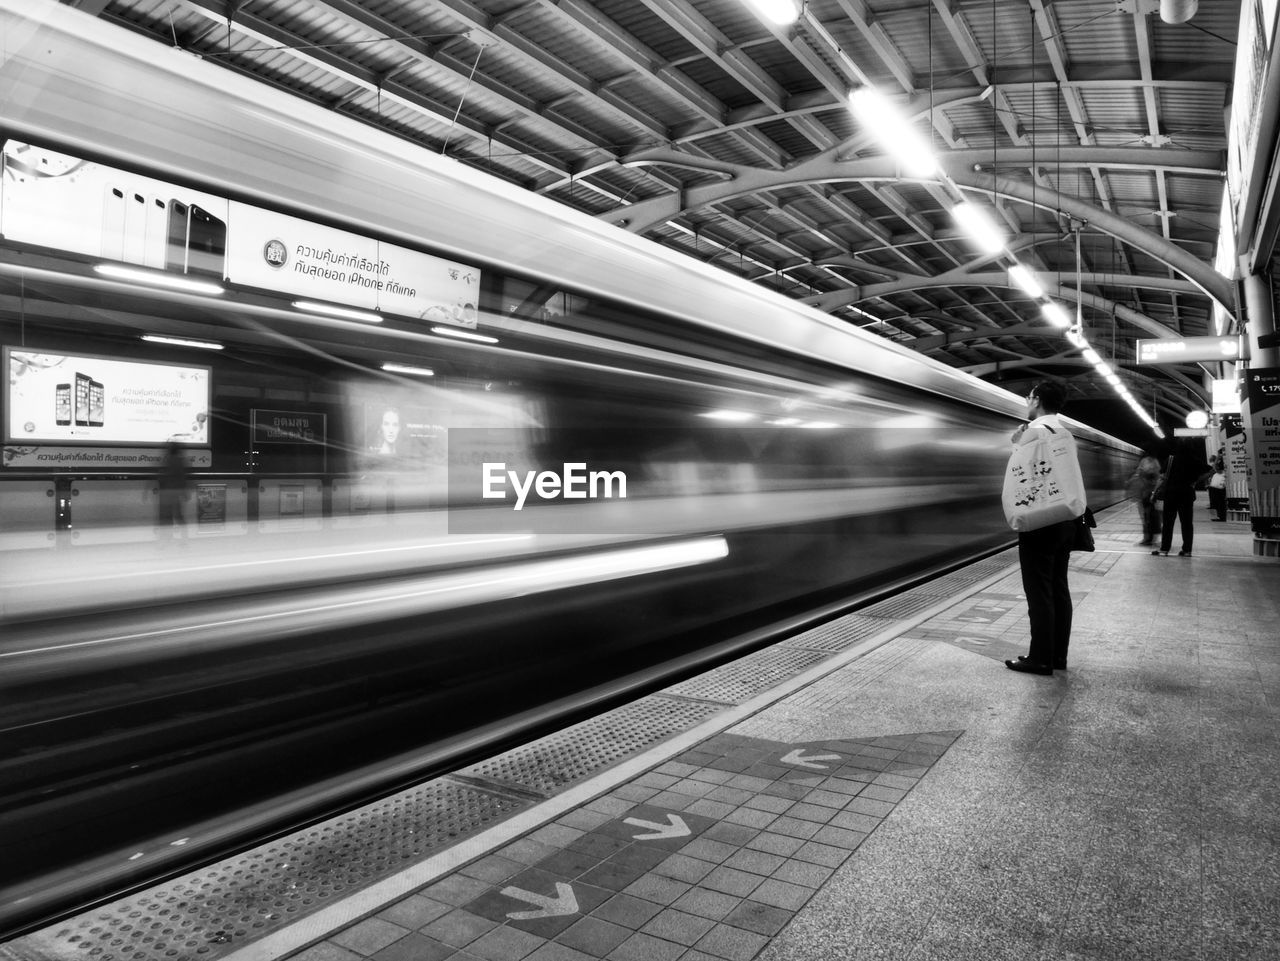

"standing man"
[1005,381,1080,676]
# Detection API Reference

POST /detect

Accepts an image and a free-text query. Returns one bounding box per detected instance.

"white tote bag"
[1002,425,1087,532]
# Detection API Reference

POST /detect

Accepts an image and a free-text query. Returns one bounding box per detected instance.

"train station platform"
[4,501,1277,961]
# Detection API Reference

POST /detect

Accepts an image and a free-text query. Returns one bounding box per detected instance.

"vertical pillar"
[1241,272,1280,553]
[1243,273,1279,367]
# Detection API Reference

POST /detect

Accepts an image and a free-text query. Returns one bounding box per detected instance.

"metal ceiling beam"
[808,269,1197,308]
[613,145,1222,230]
[636,0,788,113]
[162,0,596,185]
[608,147,1229,307]
[394,0,671,141]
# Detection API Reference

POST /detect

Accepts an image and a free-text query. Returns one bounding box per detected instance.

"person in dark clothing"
[1152,437,1210,557]
[1005,380,1079,676]
[1128,450,1162,546]
[157,441,191,538]
[1207,449,1227,522]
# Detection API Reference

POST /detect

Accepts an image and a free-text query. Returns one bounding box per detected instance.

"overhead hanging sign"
[1135,337,1243,365]
[226,203,480,328]
[0,140,482,328]
[1212,377,1242,414]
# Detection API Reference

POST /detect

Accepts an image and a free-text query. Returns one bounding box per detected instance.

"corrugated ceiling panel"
[953,0,1038,71]
[1056,1,1139,65]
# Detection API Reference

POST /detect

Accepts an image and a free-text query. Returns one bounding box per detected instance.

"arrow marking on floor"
[780,749,842,770]
[624,813,691,840]
[502,882,579,920]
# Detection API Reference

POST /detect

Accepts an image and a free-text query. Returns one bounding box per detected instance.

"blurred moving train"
[0,0,1137,935]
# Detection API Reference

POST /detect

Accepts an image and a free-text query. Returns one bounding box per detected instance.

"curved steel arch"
[809,278,1189,342]
[610,148,1231,313]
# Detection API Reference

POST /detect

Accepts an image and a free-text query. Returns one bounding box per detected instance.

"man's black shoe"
[1005,658,1053,675]
[1015,654,1067,672]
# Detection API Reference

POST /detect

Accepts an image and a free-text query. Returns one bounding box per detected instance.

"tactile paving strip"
[856,591,948,620]
[458,696,721,799]
[5,780,525,961]
[912,556,1017,595]
[783,614,895,653]
[662,647,830,703]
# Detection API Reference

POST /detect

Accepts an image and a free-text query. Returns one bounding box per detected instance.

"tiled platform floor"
[7,504,1275,961]
[269,505,1278,961]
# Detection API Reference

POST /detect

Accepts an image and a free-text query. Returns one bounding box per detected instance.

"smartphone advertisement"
[1,140,228,278]
[225,202,480,327]
[5,348,210,445]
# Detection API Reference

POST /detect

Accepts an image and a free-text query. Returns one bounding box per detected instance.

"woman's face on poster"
[380,409,401,445]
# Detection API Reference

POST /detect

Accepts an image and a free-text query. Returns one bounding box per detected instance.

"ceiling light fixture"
[740,0,802,26]
[95,263,224,296]
[951,202,1006,255]
[1041,302,1071,328]
[847,87,939,178]
[1009,263,1044,298]
[293,300,383,323]
[141,334,224,351]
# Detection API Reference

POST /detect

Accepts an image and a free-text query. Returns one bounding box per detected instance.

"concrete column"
[1243,272,1279,367]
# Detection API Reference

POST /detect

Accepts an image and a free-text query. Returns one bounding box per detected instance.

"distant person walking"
[157,441,191,539]
[1128,450,1162,546]
[1152,437,1210,557]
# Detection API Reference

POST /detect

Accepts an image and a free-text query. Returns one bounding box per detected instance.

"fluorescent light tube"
[1042,302,1071,328]
[741,0,802,26]
[951,202,1006,255]
[847,87,939,178]
[96,263,224,296]
[293,300,383,323]
[1009,264,1044,298]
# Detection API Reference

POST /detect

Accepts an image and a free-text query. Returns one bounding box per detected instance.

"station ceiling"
[71,0,1244,438]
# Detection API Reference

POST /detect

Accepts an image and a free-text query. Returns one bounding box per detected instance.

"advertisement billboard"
[1,140,228,278]
[1,140,482,327]
[226,203,480,327]
[4,348,210,445]
[1245,367,1280,522]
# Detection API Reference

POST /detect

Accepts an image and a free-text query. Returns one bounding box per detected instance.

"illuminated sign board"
[0,140,481,328]
[4,348,210,445]
[1212,377,1242,414]
[1135,336,1242,365]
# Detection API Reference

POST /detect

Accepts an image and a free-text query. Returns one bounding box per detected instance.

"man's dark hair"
[1029,379,1067,413]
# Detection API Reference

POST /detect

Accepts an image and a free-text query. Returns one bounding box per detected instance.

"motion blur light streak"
[430,326,499,344]
[140,334,224,351]
[2,537,730,664]
[381,362,435,377]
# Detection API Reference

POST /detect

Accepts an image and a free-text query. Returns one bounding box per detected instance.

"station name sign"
[1135,336,1242,365]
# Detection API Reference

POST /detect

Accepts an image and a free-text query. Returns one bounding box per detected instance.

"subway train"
[0,1,1138,935]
